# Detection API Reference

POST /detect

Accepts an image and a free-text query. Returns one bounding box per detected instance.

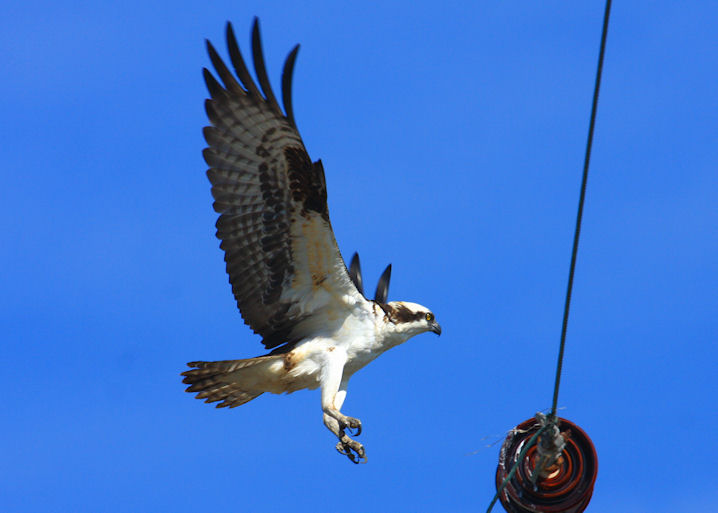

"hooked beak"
[430,321,442,336]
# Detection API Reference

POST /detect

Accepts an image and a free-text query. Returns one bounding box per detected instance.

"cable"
[486,2,613,510]
[550,0,612,419]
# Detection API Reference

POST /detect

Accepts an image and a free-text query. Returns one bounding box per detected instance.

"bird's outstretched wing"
[202,19,362,350]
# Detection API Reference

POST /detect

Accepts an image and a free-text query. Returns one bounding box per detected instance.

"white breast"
[275,298,406,387]
[340,301,409,376]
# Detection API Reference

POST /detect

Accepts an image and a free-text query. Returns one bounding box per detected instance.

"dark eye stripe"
[384,303,427,324]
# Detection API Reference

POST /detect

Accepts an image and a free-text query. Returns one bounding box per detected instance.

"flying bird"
[182,19,441,464]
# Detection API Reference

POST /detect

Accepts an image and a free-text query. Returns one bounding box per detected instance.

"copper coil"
[495,417,598,513]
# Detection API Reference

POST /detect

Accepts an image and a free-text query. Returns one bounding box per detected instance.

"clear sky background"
[2,1,717,512]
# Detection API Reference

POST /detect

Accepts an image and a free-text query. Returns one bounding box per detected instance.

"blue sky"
[2,1,717,511]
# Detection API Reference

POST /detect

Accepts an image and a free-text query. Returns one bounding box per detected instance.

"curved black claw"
[347,422,362,437]
[341,416,362,437]
[336,441,357,463]
[336,437,367,464]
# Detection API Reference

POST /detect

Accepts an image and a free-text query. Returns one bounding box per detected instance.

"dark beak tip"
[432,323,442,336]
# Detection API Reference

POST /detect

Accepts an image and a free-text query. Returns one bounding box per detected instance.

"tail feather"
[181,357,280,408]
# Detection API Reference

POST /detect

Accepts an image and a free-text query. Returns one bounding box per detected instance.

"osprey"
[182,19,441,464]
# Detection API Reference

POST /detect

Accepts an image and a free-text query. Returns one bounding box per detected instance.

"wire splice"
[530,413,567,486]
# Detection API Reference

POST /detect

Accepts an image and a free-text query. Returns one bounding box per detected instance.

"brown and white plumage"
[182,19,441,463]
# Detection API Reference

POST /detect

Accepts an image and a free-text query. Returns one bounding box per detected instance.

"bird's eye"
[425,313,434,322]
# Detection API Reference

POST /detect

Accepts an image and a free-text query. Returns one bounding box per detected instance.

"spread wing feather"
[203,19,362,350]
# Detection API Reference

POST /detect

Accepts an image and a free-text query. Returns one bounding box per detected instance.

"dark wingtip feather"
[203,98,216,122]
[206,38,243,95]
[349,252,364,296]
[251,17,282,116]
[226,21,261,98]
[201,147,216,167]
[374,264,392,304]
[202,68,226,98]
[281,44,300,128]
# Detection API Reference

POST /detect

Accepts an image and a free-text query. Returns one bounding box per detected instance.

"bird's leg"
[327,410,363,436]
[321,367,365,463]
[323,381,362,435]
[331,388,366,463]
[323,412,365,463]
[323,412,342,437]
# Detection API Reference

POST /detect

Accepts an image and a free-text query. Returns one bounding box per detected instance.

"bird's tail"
[181,356,282,408]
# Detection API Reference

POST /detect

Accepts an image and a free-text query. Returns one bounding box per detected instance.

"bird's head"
[383,301,441,337]
[351,254,440,339]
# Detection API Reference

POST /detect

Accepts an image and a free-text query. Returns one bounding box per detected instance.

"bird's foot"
[338,415,362,436]
[336,434,367,464]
